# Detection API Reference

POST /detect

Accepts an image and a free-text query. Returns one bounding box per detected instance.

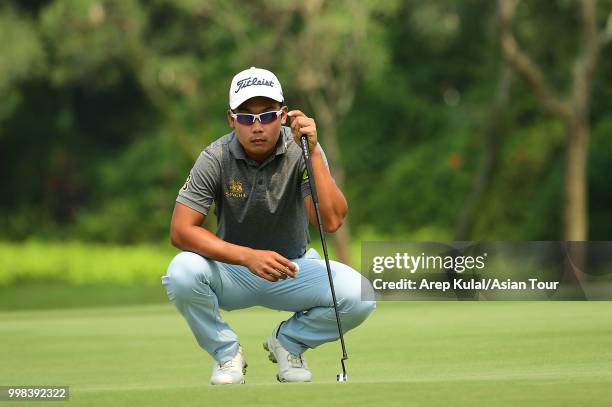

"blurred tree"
[1,0,612,246]
[342,0,500,240]
[0,5,45,124]
[499,0,612,240]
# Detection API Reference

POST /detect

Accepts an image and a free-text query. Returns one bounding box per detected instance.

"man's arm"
[303,145,348,233]
[170,202,297,281]
[289,110,348,233]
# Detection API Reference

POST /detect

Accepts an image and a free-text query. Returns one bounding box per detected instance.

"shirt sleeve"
[300,143,329,200]
[176,149,220,215]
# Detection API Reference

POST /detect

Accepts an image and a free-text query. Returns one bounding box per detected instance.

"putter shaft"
[299,135,348,379]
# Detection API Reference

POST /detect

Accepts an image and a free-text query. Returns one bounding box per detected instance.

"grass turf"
[1,301,611,406]
[0,284,167,311]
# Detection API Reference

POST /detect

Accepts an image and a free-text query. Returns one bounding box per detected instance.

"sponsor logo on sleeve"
[181,174,192,191]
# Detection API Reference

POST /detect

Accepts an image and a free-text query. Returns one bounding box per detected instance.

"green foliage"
[0,239,366,288]
[0,240,178,286]
[39,0,146,87]
[0,6,45,121]
[472,120,566,239]
[1,0,612,245]
[71,132,189,243]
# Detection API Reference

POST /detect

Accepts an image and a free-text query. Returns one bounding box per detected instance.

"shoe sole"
[211,378,246,385]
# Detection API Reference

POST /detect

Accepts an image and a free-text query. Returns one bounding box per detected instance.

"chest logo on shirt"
[226,179,248,199]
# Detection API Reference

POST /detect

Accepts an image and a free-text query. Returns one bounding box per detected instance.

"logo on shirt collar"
[226,179,248,199]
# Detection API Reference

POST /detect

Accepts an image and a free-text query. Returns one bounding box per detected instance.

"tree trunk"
[564,117,589,241]
[563,116,589,285]
[498,0,606,244]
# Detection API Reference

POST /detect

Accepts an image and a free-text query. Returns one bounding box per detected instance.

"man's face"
[227,96,288,163]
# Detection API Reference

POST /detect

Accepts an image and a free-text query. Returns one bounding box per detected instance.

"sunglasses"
[230,109,283,126]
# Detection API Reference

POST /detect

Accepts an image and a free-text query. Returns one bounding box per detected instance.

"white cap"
[229,67,284,110]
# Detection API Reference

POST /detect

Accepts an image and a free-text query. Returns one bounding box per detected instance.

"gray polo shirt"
[177,126,328,259]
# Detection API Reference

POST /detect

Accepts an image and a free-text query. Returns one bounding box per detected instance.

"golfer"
[162,67,376,384]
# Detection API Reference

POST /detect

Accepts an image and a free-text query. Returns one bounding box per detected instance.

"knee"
[335,268,376,328]
[340,293,376,329]
[165,252,212,301]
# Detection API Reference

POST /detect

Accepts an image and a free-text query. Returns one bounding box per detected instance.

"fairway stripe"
[73,371,612,392]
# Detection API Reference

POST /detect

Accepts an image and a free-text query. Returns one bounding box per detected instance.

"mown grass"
[0,283,167,310]
[1,302,611,406]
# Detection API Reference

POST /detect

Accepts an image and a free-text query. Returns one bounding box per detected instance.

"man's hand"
[242,249,298,282]
[288,110,317,151]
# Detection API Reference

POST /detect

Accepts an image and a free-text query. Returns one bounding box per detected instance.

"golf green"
[1,301,611,406]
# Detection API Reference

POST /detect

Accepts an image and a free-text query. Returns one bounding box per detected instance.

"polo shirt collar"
[274,126,290,156]
[229,132,247,160]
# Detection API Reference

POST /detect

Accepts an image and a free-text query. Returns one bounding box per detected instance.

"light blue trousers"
[162,248,376,364]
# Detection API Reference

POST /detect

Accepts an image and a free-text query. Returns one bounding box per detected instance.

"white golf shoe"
[263,324,312,383]
[210,346,247,385]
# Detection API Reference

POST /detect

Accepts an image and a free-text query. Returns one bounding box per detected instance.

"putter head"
[336,372,348,382]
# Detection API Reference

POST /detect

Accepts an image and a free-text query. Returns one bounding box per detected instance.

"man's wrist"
[237,246,253,267]
[311,142,321,157]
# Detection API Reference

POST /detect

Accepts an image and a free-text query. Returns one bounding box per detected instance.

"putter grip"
[300,135,319,204]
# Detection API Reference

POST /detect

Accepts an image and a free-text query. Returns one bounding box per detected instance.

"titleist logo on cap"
[235,77,275,93]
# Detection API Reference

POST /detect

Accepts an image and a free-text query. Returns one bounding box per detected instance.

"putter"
[299,134,348,382]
